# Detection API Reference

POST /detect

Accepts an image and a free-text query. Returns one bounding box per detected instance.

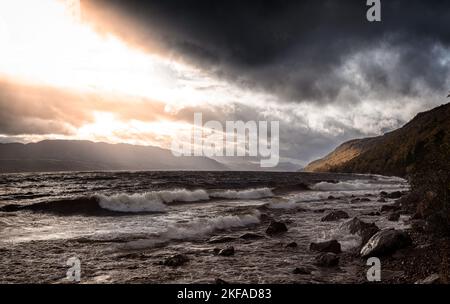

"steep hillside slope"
[305,103,450,177]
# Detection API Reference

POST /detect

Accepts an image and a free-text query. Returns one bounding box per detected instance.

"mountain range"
[0,140,226,173]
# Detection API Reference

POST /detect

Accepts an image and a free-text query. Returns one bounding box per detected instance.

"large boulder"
[310,240,342,254]
[315,253,339,267]
[266,220,288,235]
[321,210,349,222]
[360,229,412,257]
[341,217,379,246]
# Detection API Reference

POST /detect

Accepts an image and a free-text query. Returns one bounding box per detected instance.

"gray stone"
[218,246,235,256]
[360,229,412,257]
[266,221,288,235]
[310,240,342,254]
[321,210,349,221]
[315,253,339,267]
[163,254,189,267]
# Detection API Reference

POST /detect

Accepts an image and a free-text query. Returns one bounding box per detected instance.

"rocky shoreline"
[0,188,447,284]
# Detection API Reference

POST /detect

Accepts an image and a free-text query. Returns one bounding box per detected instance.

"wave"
[311,179,408,192]
[266,200,299,210]
[123,212,261,249]
[97,188,272,213]
[0,197,107,216]
[96,189,209,213]
[210,188,273,199]
[0,187,274,215]
[97,193,168,213]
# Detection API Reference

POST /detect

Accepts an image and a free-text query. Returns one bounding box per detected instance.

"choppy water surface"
[0,171,410,283]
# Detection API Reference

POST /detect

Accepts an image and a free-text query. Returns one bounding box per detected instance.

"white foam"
[157,189,209,203]
[210,188,273,199]
[123,212,261,249]
[97,189,210,213]
[267,200,298,210]
[97,188,272,213]
[311,180,408,192]
[97,193,168,213]
[317,226,362,251]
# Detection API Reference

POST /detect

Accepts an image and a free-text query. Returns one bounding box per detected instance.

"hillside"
[305,103,450,177]
[0,140,226,173]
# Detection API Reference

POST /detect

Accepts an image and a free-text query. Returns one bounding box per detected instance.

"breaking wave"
[311,179,408,192]
[97,188,273,213]
[97,189,209,213]
[123,212,261,249]
[210,188,273,199]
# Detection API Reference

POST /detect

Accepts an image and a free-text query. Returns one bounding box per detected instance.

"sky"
[0,0,449,165]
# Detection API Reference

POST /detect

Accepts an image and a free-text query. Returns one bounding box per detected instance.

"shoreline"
[2,187,443,284]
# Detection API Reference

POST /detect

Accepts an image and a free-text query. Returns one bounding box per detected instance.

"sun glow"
[0,0,275,146]
[0,0,196,101]
[75,112,192,147]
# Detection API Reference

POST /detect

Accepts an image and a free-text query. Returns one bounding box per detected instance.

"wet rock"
[350,198,361,203]
[341,217,379,246]
[215,278,229,284]
[380,204,400,213]
[360,229,412,257]
[207,236,236,244]
[410,219,426,232]
[309,240,342,253]
[377,198,387,203]
[366,211,381,216]
[415,274,440,284]
[380,191,388,197]
[321,210,349,221]
[315,253,339,267]
[313,209,326,213]
[239,233,264,240]
[388,212,401,221]
[360,198,371,202]
[293,267,311,275]
[286,242,298,248]
[266,220,288,235]
[310,240,341,254]
[387,191,403,199]
[327,195,336,200]
[163,254,189,267]
[218,246,235,257]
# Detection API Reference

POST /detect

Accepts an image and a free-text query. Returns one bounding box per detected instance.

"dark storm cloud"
[86,0,450,103]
